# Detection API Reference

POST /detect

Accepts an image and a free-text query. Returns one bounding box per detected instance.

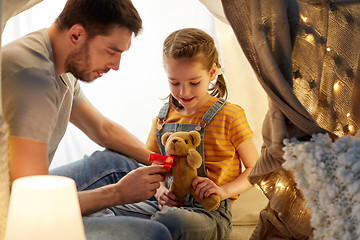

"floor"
[229,224,256,240]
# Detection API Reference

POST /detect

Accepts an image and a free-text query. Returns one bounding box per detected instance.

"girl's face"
[165,57,217,114]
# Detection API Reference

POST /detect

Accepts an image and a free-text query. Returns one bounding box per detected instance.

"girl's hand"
[155,184,181,210]
[192,176,227,201]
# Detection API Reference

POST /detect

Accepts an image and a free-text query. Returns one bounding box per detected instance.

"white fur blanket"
[283,133,360,240]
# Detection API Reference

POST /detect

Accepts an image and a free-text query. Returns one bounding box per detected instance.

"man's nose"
[108,54,121,71]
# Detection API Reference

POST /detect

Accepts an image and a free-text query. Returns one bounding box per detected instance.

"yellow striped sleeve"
[145,117,161,154]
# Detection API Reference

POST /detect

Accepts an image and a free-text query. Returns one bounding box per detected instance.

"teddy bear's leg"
[190,189,221,212]
[169,182,186,205]
[202,194,221,212]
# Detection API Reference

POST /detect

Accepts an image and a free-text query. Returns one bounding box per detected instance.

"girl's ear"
[209,63,217,81]
[68,24,86,46]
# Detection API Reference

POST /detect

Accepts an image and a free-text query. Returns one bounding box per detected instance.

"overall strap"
[202,98,226,123]
[158,104,169,120]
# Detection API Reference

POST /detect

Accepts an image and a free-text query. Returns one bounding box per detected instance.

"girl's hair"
[55,0,142,39]
[163,28,228,109]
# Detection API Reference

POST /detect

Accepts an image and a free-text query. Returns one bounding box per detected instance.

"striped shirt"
[146,97,254,200]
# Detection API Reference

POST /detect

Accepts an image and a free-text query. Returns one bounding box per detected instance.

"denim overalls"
[156,98,226,177]
[150,98,233,239]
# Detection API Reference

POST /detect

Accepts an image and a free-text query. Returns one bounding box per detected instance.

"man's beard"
[64,41,94,83]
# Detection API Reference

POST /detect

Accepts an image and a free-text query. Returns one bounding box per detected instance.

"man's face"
[65,26,133,82]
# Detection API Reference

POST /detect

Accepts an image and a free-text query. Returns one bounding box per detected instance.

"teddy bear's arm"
[187,149,203,169]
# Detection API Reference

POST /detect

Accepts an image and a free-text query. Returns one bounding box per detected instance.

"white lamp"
[4,175,86,240]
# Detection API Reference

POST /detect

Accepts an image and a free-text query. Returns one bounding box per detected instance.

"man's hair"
[55,0,142,38]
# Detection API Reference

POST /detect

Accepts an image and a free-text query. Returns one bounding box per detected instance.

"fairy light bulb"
[305,34,315,44]
[334,81,340,91]
[301,15,308,22]
[349,124,355,133]
[276,181,285,189]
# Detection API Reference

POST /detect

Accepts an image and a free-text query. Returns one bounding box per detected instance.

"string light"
[254,183,261,190]
[349,124,355,133]
[305,34,315,44]
[333,81,340,91]
[276,181,285,189]
[326,47,331,52]
[301,15,308,22]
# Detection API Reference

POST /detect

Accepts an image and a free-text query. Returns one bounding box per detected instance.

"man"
[1,0,171,239]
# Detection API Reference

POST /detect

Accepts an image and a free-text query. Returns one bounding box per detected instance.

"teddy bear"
[161,131,221,212]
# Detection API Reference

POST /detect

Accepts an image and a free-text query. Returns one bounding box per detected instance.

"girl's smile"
[165,57,216,114]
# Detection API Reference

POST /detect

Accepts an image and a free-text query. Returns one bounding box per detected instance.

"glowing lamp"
[4,175,85,240]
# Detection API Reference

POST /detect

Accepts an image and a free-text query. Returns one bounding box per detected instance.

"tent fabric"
[221,0,360,238]
[0,1,43,239]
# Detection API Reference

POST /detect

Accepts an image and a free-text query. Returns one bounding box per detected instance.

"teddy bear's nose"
[172,139,178,143]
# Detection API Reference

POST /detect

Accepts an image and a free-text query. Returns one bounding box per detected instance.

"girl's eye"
[190,82,200,86]
[169,81,179,86]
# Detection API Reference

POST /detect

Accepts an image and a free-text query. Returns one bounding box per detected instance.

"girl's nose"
[180,84,190,96]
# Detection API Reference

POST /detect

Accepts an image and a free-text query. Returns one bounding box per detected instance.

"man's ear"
[67,24,87,46]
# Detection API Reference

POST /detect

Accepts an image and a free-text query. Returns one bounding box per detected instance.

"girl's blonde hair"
[163,28,228,109]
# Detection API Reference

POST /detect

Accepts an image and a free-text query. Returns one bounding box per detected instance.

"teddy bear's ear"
[189,131,201,147]
[161,132,172,146]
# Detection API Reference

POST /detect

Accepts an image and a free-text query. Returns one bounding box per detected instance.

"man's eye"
[107,50,116,56]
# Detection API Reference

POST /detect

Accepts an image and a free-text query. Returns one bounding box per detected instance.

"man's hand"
[78,164,169,216]
[116,165,169,204]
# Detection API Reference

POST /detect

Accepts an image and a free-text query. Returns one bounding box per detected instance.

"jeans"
[50,149,172,240]
[112,197,233,240]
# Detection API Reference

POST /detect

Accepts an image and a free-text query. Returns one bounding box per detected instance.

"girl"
[115,28,258,240]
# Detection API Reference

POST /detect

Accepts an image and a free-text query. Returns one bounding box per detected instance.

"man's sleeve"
[2,67,59,143]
